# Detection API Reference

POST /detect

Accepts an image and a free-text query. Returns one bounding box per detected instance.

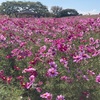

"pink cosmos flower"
[0,34,6,41]
[73,52,91,63]
[23,49,33,57]
[57,43,67,52]
[20,81,27,88]
[49,61,57,69]
[22,67,37,77]
[11,48,19,56]
[30,58,38,65]
[82,91,90,98]
[60,57,68,67]
[6,76,12,84]
[38,81,43,86]
[56,95,65,100]
[22,67,36,73]
[26,81,33,89]
[44,38,53,43]
[0,70,4,77]
[89,37,95,45]
[66,77,73,83]
[87,70,95,76]
[29,75,35,82]
[83,75,89,81]
[47,47,56,56]
[17,55,24,60]
[39,45,47,53]
[92,50,100,57]
[60,76,68,81]
[40,92,52,100]
[16,76,24,81]
[73,55,82,63]
[2,76,6,81]
[36,87,42,93]
[6,54,12,59]
[14,66,20,71]
[81,53,91,59]
[46,68,58,77]
[25,75,36,89]
[96,74,100,83]
[19,42,26,47]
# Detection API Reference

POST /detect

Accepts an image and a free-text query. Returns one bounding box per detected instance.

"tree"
[59,9,79,17]
[34,2,49,17]
[0,1,20,17]
[51,6,63,17]
[0,1,49,17]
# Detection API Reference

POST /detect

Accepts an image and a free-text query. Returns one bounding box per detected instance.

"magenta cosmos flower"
[22,67,37,77]
[47,68,58,77]
[0,34,6,41]
[73,53,91,63]
[26,75,36,89]
[56,95,65,100]
[40,92,52,100]
[39,45,47,53]
[96,74,100,83]
[49,61,58,69]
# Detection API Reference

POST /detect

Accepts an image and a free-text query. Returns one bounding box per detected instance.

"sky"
[0,0,100,15]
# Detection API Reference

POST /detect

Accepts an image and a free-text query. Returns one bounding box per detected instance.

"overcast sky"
[0,0,100,15]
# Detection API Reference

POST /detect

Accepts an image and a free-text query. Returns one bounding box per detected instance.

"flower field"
[0,16,100,100]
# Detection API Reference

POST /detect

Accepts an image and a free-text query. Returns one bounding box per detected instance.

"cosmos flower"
[22,67,37,77]
[49,61,57,69]
[46,68,58,77]
[56,95,65,100]
[96,74,100,83]
[40,92,52,100]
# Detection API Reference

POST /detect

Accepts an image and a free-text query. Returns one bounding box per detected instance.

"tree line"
[0,1,80,18]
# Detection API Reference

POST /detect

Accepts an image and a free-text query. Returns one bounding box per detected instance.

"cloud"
[78,9,99,15]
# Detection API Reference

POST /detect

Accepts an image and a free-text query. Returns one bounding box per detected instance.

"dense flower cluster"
[0,16,100,99]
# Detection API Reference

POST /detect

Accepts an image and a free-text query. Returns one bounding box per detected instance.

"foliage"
[0,1,49,17]
[50,6,63,17]
[0,1,80,18]
[59,9,79,17]
[0,82,23,100]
